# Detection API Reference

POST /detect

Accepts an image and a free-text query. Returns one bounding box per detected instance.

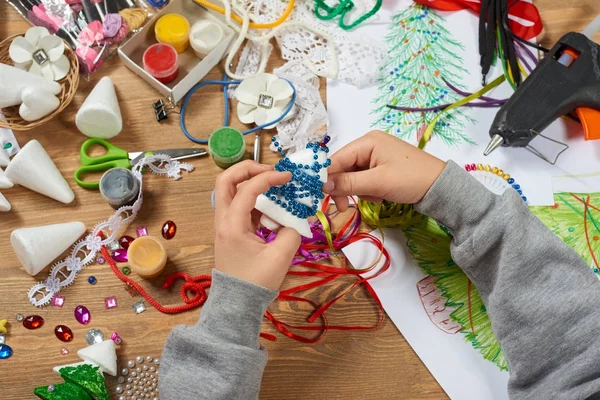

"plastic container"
[99,168,140,209]
[208,127,246,169]
[142,44,179,84]
[127,236,168,279]
[190,19,224,58]
[154,13,190,53]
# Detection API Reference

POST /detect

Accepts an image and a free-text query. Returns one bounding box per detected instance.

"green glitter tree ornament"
[34,364,109,400]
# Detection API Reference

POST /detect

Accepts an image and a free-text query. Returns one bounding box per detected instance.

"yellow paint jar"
[155,13,190,53]
[127,236,168,279]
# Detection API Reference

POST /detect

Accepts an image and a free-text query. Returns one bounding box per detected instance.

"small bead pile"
[464,163,527,202]
[116,356,160,400]
[266,137,332,220]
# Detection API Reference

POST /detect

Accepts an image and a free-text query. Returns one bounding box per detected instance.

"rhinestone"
[0,334,5,345]
[32,48,49,65]
[108,241,121,251]
[161,220,177,240]
[51,295,65,307]
[136,356,144,363]
[128,360,136,368]
[121,368,129,375]
[75,305,91,325]
[105,296,118,309]
[85,329,104,345]
[88,276,97,285]
[258,93,274,109]
[0,344,13,359]
[47,384,55,392]
[15,314,24,322]
[115,386,123,394]
[136,226,148,237]
[23,315,44,329]
[61,348,69,355]
[133,300,146,314]
[96,255,106,264]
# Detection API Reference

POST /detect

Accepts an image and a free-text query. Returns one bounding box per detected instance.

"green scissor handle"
[80,138,129,166]
[74,159,132,190]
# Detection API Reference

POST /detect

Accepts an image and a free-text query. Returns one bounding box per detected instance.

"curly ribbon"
[358,199,419,229]
[413,0,543,40]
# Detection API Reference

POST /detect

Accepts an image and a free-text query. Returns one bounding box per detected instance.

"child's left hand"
[213,160,301,291]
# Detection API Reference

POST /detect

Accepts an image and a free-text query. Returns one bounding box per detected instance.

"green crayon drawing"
[371,4,474,146]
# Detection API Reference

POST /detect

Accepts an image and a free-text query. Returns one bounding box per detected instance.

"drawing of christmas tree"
[531,192,600,277]
[371,4,474,146]
[404,215,507,370]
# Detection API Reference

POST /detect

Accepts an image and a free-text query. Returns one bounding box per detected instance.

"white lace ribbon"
[28,154,194,307]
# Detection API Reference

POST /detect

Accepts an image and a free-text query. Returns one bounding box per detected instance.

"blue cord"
[179,74,297,145]
[145,0,169,8]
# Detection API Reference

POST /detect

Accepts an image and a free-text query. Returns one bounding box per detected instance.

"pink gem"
[470,163,477,170]
[110,331,122,345]
[74,305,91,325]
[61,348,69,355]
[96,256,106,265]
[136,225,148,237]
[111,249,128,262]
[104,296,118,309]
[465,164,471,171]
[51,295,65,308]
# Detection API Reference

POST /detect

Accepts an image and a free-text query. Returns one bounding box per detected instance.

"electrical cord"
[179,74,297,145]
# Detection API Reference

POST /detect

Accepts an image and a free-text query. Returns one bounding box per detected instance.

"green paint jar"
[208,127,246,169]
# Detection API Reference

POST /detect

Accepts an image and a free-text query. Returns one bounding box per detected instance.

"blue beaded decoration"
[88,276,97,285]
[266,137,331,219]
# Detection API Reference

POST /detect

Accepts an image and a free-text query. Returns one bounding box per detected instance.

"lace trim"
[28,154,194,307]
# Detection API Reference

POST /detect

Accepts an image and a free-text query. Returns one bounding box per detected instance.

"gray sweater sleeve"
[416,161,600,400]
[159,269,277,400]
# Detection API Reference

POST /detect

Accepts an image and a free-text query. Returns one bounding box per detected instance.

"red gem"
[23,315,44,330]
[118,235,135,249]
[55,325,74,342]
[161,220,177,240]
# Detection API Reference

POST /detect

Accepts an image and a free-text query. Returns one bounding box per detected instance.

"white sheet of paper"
[553,173,600,193]
[342,228,509,399]
[327,1,600,206]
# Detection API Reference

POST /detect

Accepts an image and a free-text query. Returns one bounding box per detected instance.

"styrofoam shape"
[77,340,117,376]
[0,147,9,167]
[0,192,11,212]
[0,63,61,108]
[5,140,75,203]
[19,86,60,121]
[10,221,86,275]
[75,77,122,139]
[0,168,13,189]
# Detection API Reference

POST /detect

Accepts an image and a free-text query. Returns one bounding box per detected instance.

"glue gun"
[483,32,600,156]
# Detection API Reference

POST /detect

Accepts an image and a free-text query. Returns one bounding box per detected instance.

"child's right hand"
[323,130,447,211]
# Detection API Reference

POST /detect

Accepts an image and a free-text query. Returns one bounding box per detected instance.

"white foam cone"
[0,192,11,212]
[0,168,13,189]
[0,63,61,108]
[76,77,122,139]
[78,340,117,376]
[10,221,86,276]
[0,146,9,167]
[5,140,75,203]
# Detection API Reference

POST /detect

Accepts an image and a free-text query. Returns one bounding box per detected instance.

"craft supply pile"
[2,0,600,398]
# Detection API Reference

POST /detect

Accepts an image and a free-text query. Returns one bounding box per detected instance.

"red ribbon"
[412,0,543,40]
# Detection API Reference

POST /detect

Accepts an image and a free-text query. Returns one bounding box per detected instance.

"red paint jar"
[142,43,179,84]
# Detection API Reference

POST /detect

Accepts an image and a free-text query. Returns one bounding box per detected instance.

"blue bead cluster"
[267,137,332,219]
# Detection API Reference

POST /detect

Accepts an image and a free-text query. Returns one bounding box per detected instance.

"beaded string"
[464,162,527,202]
[266,137,332,219]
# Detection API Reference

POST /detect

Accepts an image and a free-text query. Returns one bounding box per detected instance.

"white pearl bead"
[127,360,136,368]
[136,356,144,363]
[121,368,129,375]
[146,356,153,362]
[115,386,123,394]
[136,367,142,372]
[143,365,149,371]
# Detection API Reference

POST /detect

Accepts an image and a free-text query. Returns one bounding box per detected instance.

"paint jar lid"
[208,127,246,169]
[127,236,167,279]
[99,168,140,209]
[190,19,224,57]
[155,13,190,53]
[143,43,179,79]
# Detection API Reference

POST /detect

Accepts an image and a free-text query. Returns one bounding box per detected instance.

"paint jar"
[127,236,168,279]
[208,127,246,169]
[143,43,179,84]
[154,13,190,53]
[189,19,224,58]
[99,168,140,209]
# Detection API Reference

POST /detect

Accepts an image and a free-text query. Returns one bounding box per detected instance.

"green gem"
[122,266,131,275]
[480,304,487,312]
[3,143,11,149]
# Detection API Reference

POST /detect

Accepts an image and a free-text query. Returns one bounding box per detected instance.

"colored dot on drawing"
[595,269,599,273]
[568,227,575,232]
[594,236,599,241]
[431,238,437,243]
[389,86,394,91]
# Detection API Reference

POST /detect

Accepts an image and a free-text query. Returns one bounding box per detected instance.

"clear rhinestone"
[108,241,121,251]
[133,300,146,314]
[128,360,136,368]
[85,329,104,345]
[0,334,5,345]
[32,49,50,66]
[258,93,274,109]
[15,313,24,322]
[117,376,125,384]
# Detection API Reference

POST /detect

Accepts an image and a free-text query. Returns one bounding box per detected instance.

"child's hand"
[213,160,301,291]
[323,130,447,211]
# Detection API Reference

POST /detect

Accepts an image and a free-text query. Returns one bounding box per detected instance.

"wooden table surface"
[1,1,599,398]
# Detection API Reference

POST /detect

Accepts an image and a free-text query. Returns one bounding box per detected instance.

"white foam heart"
[19,86,60,122]
[0,63,61,108]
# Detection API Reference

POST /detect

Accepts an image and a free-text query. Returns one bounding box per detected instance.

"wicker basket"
[0,34,80,130]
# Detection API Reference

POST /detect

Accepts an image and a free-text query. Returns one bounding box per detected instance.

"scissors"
[74,138,207,189]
